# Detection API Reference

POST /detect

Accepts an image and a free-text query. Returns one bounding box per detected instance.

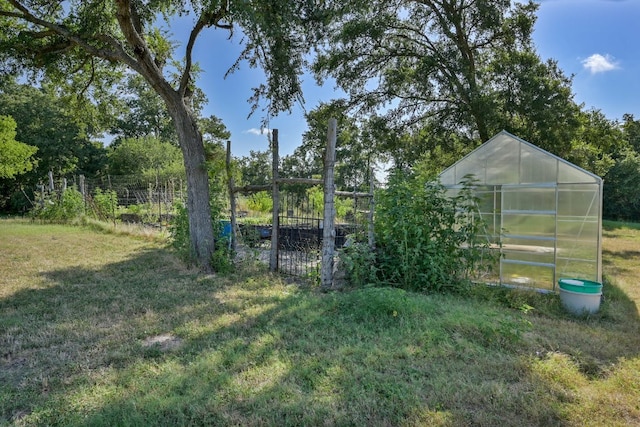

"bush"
[338,242,378,288]
[247,191,273,213]
[31,187,85,221]
[374,169,492,293]
[91,188,118,221]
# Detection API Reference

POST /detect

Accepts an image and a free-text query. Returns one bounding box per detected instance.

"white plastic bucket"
[558,278,602,315]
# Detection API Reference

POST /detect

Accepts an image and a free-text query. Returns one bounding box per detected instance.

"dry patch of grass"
[1,219,639,426]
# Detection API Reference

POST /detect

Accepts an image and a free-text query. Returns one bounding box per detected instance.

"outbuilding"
[439,130,602,291]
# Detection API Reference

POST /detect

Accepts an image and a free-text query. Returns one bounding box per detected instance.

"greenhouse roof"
[439,130,602,186]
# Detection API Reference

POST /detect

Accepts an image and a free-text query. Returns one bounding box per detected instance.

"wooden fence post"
[368,166,375,249]
[226,140,237,253]
[269,130,280,272]
[321,119,337,290]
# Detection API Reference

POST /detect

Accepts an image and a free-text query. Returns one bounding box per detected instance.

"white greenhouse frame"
[439,131,603,292]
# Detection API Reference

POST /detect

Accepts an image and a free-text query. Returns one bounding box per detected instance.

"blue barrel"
[219,220,232,239]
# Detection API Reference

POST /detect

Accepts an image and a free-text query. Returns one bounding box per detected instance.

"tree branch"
[5,0,138,71]
[180,6,232,98]
[113,0,162,77]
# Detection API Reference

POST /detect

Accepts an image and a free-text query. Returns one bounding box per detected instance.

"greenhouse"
[439,131,602,292]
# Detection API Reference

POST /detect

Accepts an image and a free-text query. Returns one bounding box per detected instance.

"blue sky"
[182,0,640,158]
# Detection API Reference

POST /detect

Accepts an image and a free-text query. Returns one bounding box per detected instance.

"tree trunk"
[168,97,215,271]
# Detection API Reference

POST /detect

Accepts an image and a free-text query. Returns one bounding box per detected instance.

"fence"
[228,122,375,288]
[38,172,185,223]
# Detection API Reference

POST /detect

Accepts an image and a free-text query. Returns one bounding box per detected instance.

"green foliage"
[169,201,233,273]
[0,115,38,179]
[567,109,625,176]
[238,149,271,187]
[283,100,376,192]
[0,80,107,177]
[247,191,273,213]
[314,0,581,164]
[107,136,184,180]
[32,187,85,221]
[168,202,191,260]
[306,186,353,219]
[0,80,107,213]
[604,148,640,221]
[91,188,118,221]
[338,242,378,288]
[374,170,492,292]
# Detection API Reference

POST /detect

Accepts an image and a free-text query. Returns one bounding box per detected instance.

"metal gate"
[275,191,367,279]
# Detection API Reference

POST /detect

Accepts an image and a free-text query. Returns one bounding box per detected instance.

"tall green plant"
[91,188,118,221]
[31,187,85,221]
[375,170,491,292]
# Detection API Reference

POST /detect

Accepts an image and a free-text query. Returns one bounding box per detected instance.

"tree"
[567,109,625,177]
[283,100,376,191]
[107,136,184,179]
[0,1,327,270]
[0,79,108,212]
[603,148,640,221]
[314,0,580,153]
[0,80,107,177]
[602,114,640,221]
[111,74,178,143]
[622,114,640,153]
[238,149,271,186]
[0,115,37,179]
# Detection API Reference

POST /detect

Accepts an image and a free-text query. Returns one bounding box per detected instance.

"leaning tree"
[0,0,326,270]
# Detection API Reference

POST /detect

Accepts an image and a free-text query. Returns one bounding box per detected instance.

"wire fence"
[39,173,186,223]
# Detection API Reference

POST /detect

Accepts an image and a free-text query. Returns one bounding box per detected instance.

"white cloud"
[581,54,619,74]
[243,128,272,136]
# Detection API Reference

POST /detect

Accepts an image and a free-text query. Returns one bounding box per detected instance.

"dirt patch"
[141,333,183,352]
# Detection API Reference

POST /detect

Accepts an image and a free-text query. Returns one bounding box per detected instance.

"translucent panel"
[475,189,500,240]
[440,131,602,187]
[557,220,599,244]
[502,187,556,212]
[501,262,555,290]
[439,167,457,185]
[557,185,600,217]
[558,161,599,184]
[557,237,598,263]
[502,236,555,251]
[502,248,555,265]
[557,259,599,283]
[454,160,482,184]
[502,214,556,237]
[521,144,558,184]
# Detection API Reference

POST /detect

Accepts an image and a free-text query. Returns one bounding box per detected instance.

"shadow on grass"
[2,245,640,426]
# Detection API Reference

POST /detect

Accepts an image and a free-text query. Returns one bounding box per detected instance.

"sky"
[180,0,640,159]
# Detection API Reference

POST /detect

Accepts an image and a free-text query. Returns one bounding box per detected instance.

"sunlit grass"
[1,219,639,426]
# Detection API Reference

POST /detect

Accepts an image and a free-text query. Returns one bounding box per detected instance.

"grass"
[1,218,639,426]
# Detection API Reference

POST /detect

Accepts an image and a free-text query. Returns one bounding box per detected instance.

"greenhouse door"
[500,185,557,290]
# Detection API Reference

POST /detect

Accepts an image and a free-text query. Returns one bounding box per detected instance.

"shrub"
[374,169,492,293]
[91,188,118,221]
[338,242,378,288]
[247,191,273,213]
[31,187,85,221]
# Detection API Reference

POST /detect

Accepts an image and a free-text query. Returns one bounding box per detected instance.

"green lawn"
[1,219,639,426]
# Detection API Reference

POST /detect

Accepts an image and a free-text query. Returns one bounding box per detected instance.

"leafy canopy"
[0,115,38,179]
